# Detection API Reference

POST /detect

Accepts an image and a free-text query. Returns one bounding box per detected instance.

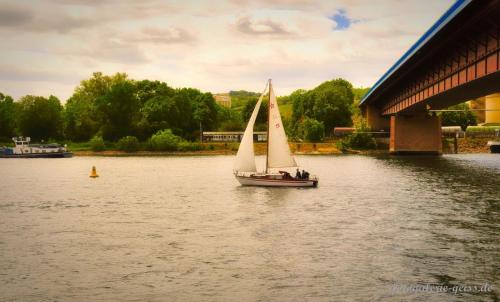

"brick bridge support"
[389,113,442,155]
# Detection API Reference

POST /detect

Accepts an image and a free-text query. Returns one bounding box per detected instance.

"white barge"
[0,137,73,158]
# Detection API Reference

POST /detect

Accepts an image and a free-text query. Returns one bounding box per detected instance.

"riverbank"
[73,142,344,156]
[3,138,490,157]
[443,137,493,154]
[71,138,494,156]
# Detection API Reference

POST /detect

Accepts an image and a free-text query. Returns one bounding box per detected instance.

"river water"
[0,155,498,301]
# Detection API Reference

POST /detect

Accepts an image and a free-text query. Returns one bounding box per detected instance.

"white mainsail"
[234,83,268,172]
[267,81,297,170]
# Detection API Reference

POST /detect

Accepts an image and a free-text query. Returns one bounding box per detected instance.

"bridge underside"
[398,72,500,114]
[377,5,500,116]
[361,0,500,154]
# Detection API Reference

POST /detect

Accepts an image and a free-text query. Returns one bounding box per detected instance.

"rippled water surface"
[0,155,499,301]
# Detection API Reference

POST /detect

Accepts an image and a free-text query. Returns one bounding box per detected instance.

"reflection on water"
[0,154,498,301]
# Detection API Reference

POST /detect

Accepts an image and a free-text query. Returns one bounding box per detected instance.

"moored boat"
[233,80,318,187]
[489,142,500,153]
[0,137,73,158]
[487,129,500,153]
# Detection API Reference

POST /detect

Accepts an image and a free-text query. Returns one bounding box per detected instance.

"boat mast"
[266,79,271,174]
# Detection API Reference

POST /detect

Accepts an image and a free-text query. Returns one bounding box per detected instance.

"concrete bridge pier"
[389,113,442,155]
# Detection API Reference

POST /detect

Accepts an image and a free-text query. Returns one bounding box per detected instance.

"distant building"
[469,94,500,125]
[213,93,231,108]
[469,98,485,124]
[202,131,267,142]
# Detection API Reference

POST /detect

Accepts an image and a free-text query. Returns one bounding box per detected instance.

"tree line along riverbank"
[0,72,368,146]
[66,137,491,156]
[1,71,491,154]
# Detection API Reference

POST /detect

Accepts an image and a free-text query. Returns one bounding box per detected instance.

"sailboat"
[234,79,318,187]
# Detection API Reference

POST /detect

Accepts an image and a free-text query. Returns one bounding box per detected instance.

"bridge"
[359,0,500,154]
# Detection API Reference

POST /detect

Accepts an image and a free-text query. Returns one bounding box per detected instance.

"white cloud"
[235,16,296,37]
[0,0,454,100]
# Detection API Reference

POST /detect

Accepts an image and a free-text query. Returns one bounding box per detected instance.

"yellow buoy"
[90,166,99,178]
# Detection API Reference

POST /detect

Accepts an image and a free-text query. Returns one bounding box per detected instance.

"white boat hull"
[235,175,318,187]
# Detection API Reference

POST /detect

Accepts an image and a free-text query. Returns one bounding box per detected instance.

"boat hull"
[235,175,318,187]
[0,152,73,158]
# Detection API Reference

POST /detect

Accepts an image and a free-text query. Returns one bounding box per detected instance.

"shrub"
[335,139,350,152]
[440,102,477,130]
[117,136,140,152]
[302,118,325,142]
[466,126,500,137]
[149,129,181,151]
[229,142,239,151]
[347,132,377,150]
[90,135,105,152]
[337,121,376,150]
[177,141,204,151]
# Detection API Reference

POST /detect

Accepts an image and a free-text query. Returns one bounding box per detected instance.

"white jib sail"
[234,83,268,172]
[267,81,297,169]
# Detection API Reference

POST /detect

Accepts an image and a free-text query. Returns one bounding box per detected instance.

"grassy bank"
[5,138,493,156]
[72,142,344,156]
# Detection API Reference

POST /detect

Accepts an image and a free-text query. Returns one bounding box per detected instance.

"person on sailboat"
[296,168,301,179]
[302,170,309,180]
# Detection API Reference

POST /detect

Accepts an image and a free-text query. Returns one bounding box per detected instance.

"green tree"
[135,80,176,139]
[217,106,243,131]
[441,102,477,130]
[311,79,354,131]
[74,72,128,99]
[351,87,371,123]
[64,95,99,141]
[17,95,63,141]
[289,79,354,138]
[141,95,178,135]
[352,87,370,102]
[64,72,130,141]
[0,92,17,140]
[302,118,325,142]
[96,80,140,141]
[171,88,203,137]
[135,80,175,106]
[193,92,219,140]
[289,89,312,137]
[242,98,268,126]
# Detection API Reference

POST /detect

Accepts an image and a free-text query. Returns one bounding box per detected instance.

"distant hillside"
[229,90,260,97]
[226,90,293,119]
[225,87,369,121]
[353,87,371,104]
[229,90,260,111]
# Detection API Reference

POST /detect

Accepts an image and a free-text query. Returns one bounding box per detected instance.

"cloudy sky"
[0,0,454,101]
